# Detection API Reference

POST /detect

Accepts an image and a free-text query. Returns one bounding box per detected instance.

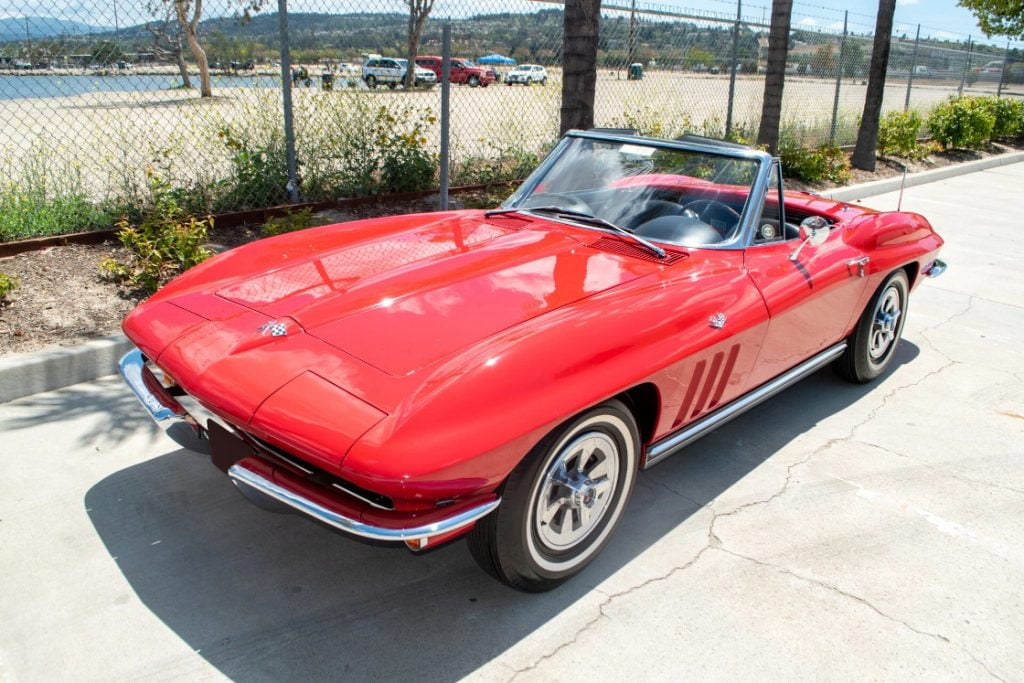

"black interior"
[516,185,828,248]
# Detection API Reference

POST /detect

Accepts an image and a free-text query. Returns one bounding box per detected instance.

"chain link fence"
[1,0,1021,240]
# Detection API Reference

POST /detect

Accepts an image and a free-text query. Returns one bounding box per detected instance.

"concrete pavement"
[1,163,1022,681]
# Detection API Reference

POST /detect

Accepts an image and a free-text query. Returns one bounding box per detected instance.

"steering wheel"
[519,192,593,215]
[680,199,742,235]
[615,199,685,230]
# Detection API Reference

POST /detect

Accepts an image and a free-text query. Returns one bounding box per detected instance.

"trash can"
[628,63,643,81]
[321,72,334,91]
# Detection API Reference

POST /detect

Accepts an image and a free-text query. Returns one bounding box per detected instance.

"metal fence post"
[276,0,299,204]
[997,41,1010,98]
[439,23,451,211]
[904,24,920,111]
[829,11,848,144]
[958,35,972,95]
[725,0,741,137]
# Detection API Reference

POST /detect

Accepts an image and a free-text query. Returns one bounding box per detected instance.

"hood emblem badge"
[258,321,289,338]
[708,313,727,329]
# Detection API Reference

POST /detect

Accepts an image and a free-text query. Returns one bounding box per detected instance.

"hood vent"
[589,237,686,264]
[483,214,532,230]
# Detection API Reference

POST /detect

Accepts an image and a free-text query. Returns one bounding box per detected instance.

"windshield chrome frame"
[501,129,775,250]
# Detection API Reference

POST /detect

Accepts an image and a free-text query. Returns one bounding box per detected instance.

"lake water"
[0,74,286,100]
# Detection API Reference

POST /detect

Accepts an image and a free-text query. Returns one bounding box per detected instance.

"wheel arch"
[903,261,920,289]
[613,382,661,447]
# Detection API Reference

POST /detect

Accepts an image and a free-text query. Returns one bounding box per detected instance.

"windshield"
[506,137,763,247]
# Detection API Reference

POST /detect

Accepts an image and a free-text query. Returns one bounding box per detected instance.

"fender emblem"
[708,313,727,329]
[258,321,289,337]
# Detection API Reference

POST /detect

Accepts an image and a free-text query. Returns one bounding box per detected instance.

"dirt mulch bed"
[0,193,488,356]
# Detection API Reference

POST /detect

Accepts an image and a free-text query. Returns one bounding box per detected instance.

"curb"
[0,334,131,404]
[3,153,1022,404]
[824,151,1024,203]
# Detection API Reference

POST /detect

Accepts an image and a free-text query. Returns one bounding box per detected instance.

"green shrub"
[262,208,320,237]
[779,139,851,184]
[214,127,291,212]
[300,98,437,199]
[0,272,18,303]
[927,97,996,150]
[877,110,926,159]
[980,97,1024,140]
[100,189,213,292]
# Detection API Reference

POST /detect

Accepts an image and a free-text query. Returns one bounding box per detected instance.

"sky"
[2,0,1019,49]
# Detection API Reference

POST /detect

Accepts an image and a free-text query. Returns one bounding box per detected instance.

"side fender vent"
[589,237,686,264]
[678,344,742,421]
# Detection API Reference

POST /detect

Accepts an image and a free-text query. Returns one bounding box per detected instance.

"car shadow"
[85,342,919,680]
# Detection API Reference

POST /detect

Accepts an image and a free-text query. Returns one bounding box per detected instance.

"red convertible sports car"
[119,131,946,591]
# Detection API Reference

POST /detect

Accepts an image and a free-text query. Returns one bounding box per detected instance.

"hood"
[177,212,662,376]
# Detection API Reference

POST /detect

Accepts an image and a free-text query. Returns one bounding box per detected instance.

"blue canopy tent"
[477,54,517,66]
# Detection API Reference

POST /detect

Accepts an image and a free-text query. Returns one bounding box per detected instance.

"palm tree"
[756,0,793,154]
[560,0,601,134]
[852,0,897,171]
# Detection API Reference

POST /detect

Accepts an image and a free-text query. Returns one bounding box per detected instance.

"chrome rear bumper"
[118,347,501,546]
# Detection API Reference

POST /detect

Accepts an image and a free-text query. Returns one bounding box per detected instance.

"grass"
[0,184,115,241]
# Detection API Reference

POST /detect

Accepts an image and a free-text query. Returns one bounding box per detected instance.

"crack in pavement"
[715,546,1007,682]
[508,293,1004,681]
[850,436,1024,498]
[507,546,713,681]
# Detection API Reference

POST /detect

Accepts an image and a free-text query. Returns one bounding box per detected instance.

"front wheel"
[468,74,480,87]
[468,399,639,592]
[834,269,910,383]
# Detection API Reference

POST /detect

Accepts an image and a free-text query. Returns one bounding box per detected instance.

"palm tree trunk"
[852,0,897,171]
[560,0,601,134]
[756,0,793,154]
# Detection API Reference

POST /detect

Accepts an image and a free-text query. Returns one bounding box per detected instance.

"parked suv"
[415,56,495,87]
[506,64,548,85]
[362,57,437,88]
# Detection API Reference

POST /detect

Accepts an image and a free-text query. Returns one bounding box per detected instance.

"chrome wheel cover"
[533,432,619,552]
[870,285,902,360]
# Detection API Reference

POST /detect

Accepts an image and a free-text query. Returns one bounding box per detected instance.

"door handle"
[847,257,870,277]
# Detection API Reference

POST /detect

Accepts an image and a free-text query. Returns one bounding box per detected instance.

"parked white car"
[506,64,548,85]
[362,57,436,88]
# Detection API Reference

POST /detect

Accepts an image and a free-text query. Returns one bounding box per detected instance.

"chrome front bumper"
[924,258,947,278]
[228,459,500,544]
[118,348,501,546]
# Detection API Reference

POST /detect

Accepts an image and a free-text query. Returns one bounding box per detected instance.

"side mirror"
[789,216,831,261]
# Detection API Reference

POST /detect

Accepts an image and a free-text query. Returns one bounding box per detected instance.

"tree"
[958,0,1024,38]
[757,0,794,154]
[811,45,837,76]
[152,0,261,98]
[89,41,125,66]
[852,0,897,171]
[560,0,601,134]
[173,0,213,97]
[404,0,435,88]
[146,6,192,89]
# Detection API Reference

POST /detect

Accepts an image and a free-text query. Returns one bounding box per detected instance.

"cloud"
[798,17,819,27]
[897,0,920,5]
[828,20,846,31]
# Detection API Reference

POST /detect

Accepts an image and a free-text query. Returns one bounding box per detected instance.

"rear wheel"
[468,399,639,592]
[834,270,909,383]
[468,74,480,87]
[365,75,377,88]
